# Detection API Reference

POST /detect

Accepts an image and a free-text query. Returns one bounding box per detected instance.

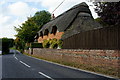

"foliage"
[30,43,43,48]
[33,10,51,27]
[8,39,14,48]
[57,39,63,49]
[49,39,58,49]
[95,17,107,26]
[2,38,9,54]
[42,40,50,48]
[14,37,25,52]
[42,39,63,49]
[94,2,120,26]
[1,38,14,54]
[15,10,51,43]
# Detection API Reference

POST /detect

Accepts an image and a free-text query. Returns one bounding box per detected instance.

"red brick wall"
[25,48,120,77]
[31,49,119,68]
[38,32,64,43]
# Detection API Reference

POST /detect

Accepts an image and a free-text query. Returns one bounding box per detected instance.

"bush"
[31,43,43,48]
[42,39,63,49]
[57,39,63,49]
[49,39,58,49]
[43,40,50,48]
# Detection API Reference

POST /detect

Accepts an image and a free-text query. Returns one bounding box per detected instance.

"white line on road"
[13,54,18,60]
[27,55,116,79]
[20,61,31,68]
[38,72,54,80]
[14,56,18,60]
[13,54,15,57]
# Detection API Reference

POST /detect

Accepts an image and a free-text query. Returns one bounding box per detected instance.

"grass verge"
[23,52,119,79]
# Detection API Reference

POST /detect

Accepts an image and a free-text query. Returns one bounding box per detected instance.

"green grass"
[10,47,16,50]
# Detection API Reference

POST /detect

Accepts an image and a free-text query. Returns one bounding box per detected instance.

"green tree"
[15,10,51,43]
[33,10,51,28]
[14,37,25,53]
[1,38,14,54]
[94,2,120,26]
[15,17,38,43]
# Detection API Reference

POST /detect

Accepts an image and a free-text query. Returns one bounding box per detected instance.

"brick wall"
[38,32,64,43]
[31,49,119,68]
[25,48,120,77]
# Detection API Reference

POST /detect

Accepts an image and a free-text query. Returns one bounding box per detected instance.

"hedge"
[31,43,43,48]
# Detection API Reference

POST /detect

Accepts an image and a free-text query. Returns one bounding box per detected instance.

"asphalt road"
[1,50,118,80]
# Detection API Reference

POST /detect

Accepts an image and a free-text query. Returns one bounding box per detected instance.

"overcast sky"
[0,0,98,39]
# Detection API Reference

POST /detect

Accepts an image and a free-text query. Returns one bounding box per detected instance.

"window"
[40,31,43,38]
[44,29,49,36]
[51,26,57,35]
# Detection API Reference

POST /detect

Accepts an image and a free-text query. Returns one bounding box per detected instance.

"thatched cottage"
[35,2,102,44]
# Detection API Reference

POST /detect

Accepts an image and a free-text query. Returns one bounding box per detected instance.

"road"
[1,50,118,80]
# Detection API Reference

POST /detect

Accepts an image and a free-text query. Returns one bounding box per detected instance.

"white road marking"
[13,54,15,57]
[27,55,116,79]
[14,56,18,60]
[13,54,18,60]
[38,72,54,80]
[20,61,31,68]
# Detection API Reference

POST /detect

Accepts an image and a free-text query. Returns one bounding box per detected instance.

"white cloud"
[0,18,25,39]
[0,1,5,5]
[8,2,29,16]
[8,2,38,17]
[0,15,12,26]
[0,1,39,38]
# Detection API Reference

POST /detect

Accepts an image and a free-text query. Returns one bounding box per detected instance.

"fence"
[63,26,120,50]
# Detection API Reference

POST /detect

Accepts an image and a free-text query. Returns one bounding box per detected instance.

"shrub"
[31,43,43,48]
[42,39,63,49]
[57,39,63,49]
[50,38,58,49]
[43,40,50,48]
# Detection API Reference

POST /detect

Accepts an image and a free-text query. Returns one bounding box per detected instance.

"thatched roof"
[36,2,102,40]
[61,13,102,39]
[38,2,91,33]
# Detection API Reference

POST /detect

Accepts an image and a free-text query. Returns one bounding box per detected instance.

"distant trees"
[94,2,120,26]
[1,38,14,54]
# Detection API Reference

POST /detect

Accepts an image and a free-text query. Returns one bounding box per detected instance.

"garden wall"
[25,48,120,77]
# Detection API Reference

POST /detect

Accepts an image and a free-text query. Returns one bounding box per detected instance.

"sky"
[0,0,98,39]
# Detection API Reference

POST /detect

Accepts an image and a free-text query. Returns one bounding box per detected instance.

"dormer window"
[44,29,49,36]
[40,31,43,38]
[51,26,57,35]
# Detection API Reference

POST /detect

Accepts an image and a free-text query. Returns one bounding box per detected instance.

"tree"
[94,2,120,26]
[14,37,25,52]
[15,10,51,43]
[33,10,51,28]
[15,17,38,43]
[1,38,14,54]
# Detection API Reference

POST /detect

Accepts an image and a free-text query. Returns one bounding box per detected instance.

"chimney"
[51,14,55,20]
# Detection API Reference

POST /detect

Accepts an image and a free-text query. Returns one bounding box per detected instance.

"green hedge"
[31,43,43,48]
[2,38,10,54]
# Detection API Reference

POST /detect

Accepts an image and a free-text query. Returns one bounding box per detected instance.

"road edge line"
[25,55,118,79]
